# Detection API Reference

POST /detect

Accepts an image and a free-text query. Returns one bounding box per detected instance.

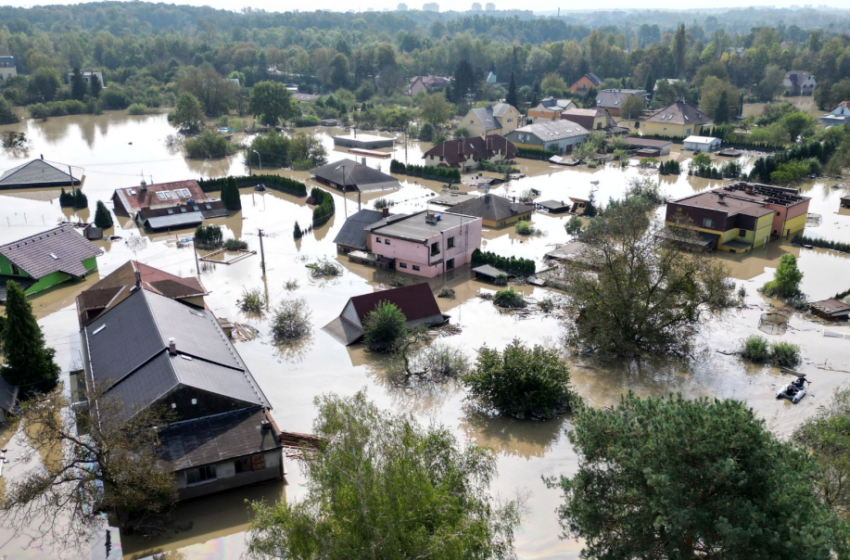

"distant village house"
[0,56,16,82]
[568,73,601,94]
[423,135,516,170]
[446,193,533,228]
[409,75,451,96]
[111,179,227,231]
[527,97,575,122]
[462,103,521,137]
[643,100,711,138]
[783,71,816,96]
[505,120,589,154]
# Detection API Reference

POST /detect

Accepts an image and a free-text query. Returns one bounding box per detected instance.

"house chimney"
[484,194,491,203]
[134,269,141,288]
[382,207,389,218]
[140,178,147,191]
[168,337,177,355]
[745,184,754,195]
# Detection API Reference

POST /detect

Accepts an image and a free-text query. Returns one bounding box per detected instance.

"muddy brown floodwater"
[1,111,850,559]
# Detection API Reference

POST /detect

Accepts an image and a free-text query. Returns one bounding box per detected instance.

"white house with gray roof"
[505,121,589,154]
[0,56,16,82]
[462,103,521,137]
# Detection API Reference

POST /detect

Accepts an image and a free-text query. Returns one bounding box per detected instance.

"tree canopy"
[249,80,298,126]
[551,393,849,559]
[248,391,520,560]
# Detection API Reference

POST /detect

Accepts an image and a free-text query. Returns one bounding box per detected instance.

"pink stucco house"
[365,210,483,278]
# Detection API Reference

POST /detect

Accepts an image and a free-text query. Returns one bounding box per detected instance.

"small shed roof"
[0,225,101,279]
[536,200,571,211]
[0,159,79,189]
[472,264,509,279]
[684,136,719,144]
[333,209,387,250]
[811,299,850,317]
[143,211,205,230]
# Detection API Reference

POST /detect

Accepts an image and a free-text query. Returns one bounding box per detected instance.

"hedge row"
[516,146,556,160]
[198,174,307,197]
[632,132,783,151]
[749,140,836,184]
[471,249,536,276]
[311,186,335,227]
[793,234,850,255]
[390,159,460,183]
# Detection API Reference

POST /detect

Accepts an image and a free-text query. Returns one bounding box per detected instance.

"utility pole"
[193,240,201,278]
[258,228,266,275]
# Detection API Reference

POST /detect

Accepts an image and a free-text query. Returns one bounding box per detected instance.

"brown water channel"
[0,112,849,559]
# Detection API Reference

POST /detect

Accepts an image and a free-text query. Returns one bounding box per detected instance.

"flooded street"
[1,111,850,559]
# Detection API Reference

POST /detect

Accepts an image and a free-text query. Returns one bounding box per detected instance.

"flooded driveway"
[1,112,849,559]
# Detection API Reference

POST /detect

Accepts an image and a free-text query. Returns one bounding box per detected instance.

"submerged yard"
[1,111,849,559]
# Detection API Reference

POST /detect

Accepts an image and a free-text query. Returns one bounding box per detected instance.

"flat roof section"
[369,210,480,242]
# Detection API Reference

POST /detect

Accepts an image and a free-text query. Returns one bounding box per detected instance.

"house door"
[446,258,455,270]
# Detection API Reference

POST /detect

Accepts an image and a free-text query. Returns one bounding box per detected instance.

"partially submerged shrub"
[539,296,555,313]
[771,341,802,368]
[363,301,407,353]
[283,279,299,291]
[271,298,312,343]
[224,238,248,251]
[739,336,801,368]
[515,220,537,235]
[374,198,389,209]
[307,259,342,279]
[493,287,526,309]
[194,224,223,249]
[740,335,770,364]
[240,288,264,314]
[462,339,575,419]
[389,275,406,288]
[438,287,456,299]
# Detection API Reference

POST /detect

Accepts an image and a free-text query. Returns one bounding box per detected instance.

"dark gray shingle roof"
[83,288,269,420]
[470,106,501,131]
[0,159,78,188]
[311,159,400,192]
[448,194,533,222]
[0,225,101,279]
[156,407,281,471]
[143,211,205,230]
[333,209,387,250]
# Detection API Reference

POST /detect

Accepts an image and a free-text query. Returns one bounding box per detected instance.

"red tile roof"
[112,180,208,213]
[423,135,517,167]
[349,283,441,324]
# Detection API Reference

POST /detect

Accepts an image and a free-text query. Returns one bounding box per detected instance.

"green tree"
[621,95,646,121]
[672,24,687,78]
[363,301,407,353]
[561,202,733,357]
[715,90,730,123]
[168,92,205,133]
[540,72,567,96]
[450,60,477,103]
[0,281,60,394]
[93,200,113,228]
[249,392,520,558]
[73,188,88,209]
[505,71,519,108]
[329,53,349,90]
[699,77,740,123]
[565,215,583,236]
[250,81,298,126]
[643,68,655,97]
[780,111,817,143]
[462,339,575,420]
[247,132,291,168]
[762,253,803,298]
[70,67,87,101]
[0,96,18,125]
[794,387,850,518]
[221,177,242,211]
[26,67,61,102]
[89,73,102,98]
[0,384,177,547]
[418,92,453,126]
[551,393,848,559]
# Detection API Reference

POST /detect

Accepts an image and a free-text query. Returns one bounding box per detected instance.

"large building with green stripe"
[665,183,810,254]
[0,225,101,299]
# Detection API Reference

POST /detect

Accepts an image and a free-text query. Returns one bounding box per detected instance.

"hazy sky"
[5,0,846,12]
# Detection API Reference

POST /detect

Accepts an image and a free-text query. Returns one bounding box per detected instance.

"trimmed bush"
[515,220,536,235]
[194,224,223,249]
[794,234,850,255]
[516,146,556,160]
[199,175,307,198]
[94,200,113,228]
[471,249,535,276]
[311,187,335,227]
[390,159,460,183]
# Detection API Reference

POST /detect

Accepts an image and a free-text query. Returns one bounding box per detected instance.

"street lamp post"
[253,150,262,172]
[334,164,349,218]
